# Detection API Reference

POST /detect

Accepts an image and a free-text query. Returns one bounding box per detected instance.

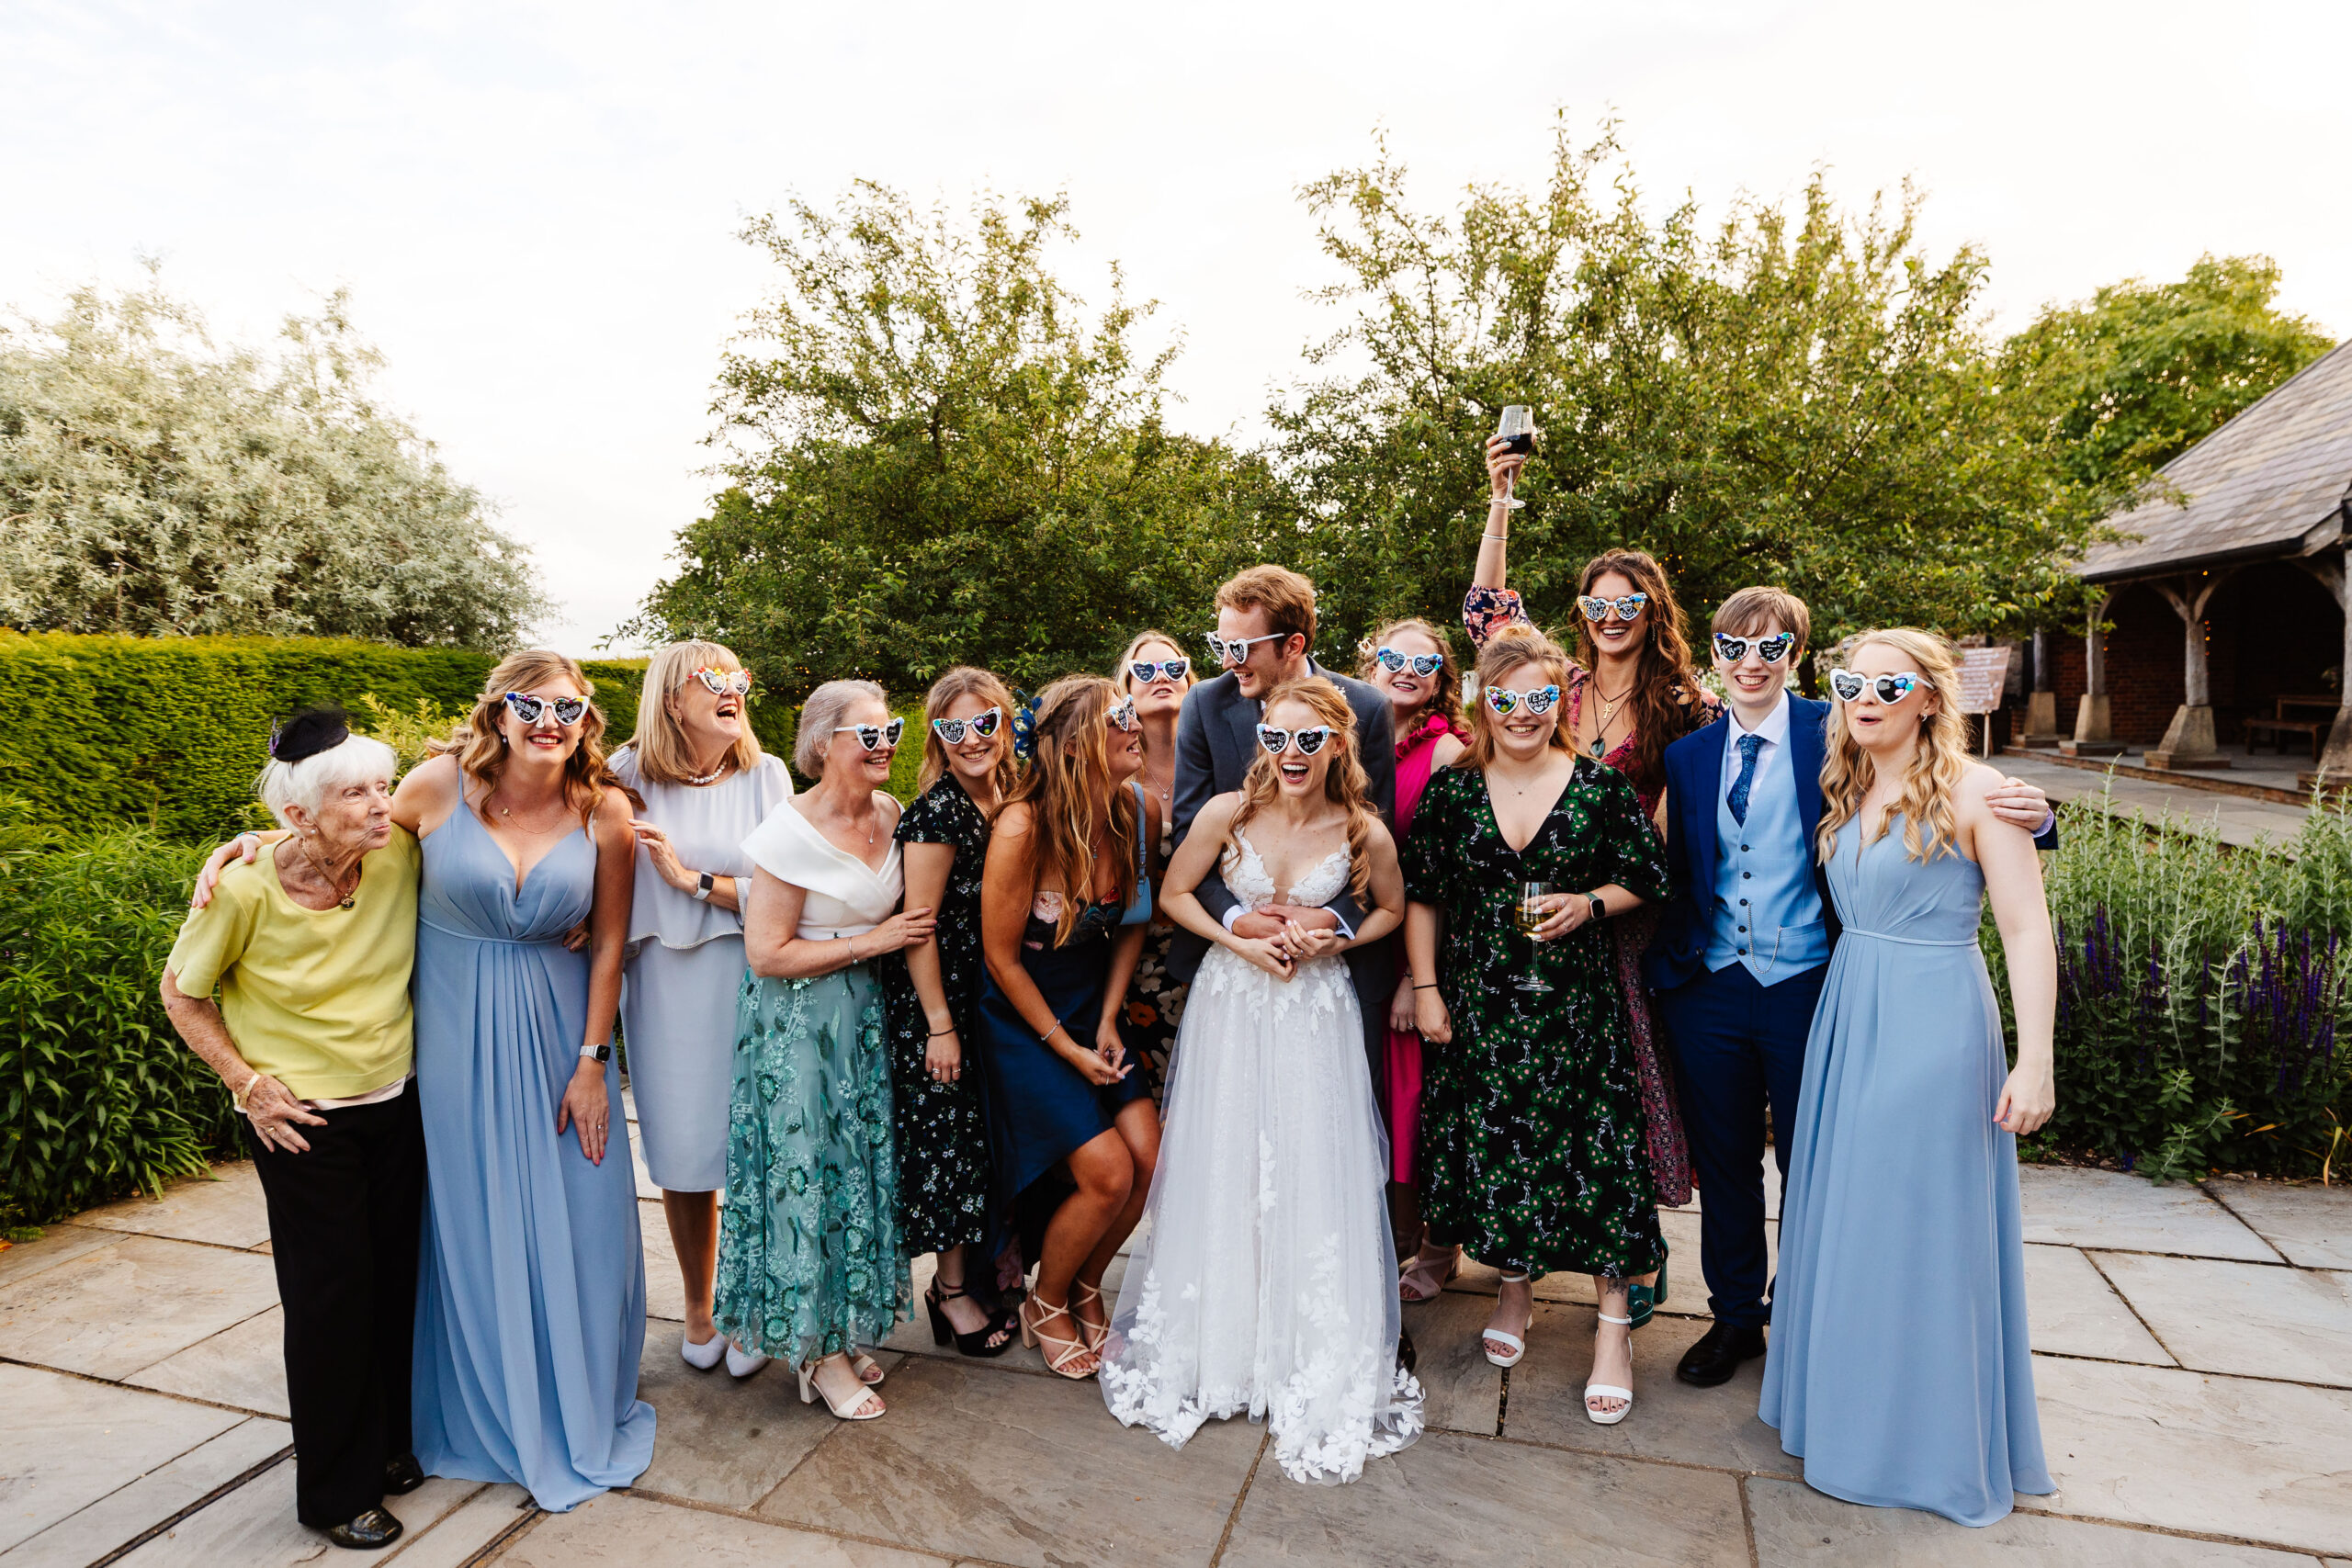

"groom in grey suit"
[1165,564,1399,1090]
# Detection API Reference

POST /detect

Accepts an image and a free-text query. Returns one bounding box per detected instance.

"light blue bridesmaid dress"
[1758,814,2052,1528]
[410,803,654,1511]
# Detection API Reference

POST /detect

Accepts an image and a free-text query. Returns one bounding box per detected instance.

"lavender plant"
[1983,786,2352,1180]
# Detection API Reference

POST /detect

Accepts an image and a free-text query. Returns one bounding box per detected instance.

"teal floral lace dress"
[1402,760,1672,1280]
[713,798,913,1364]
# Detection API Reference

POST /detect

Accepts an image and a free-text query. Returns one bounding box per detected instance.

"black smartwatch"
[1587,894,1607,925]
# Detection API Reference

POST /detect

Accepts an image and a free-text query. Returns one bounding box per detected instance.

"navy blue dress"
[977,897,1149,1238]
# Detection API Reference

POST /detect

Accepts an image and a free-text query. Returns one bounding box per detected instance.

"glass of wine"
[1495,405,1537,510]
[1515,881,1556,992]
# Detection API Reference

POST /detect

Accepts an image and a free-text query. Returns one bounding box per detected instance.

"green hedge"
[0,632,653,840]
[0,807,234,1226]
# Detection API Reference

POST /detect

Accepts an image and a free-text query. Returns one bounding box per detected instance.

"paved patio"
[4,1090,2348,1567]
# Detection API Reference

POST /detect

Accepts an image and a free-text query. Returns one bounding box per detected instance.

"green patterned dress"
[713,797,913,1364]
[1401,759,1671,1280]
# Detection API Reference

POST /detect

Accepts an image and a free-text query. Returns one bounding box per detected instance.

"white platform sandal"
[1584,1309,1635,1425]
[1483,1272,1532,1368]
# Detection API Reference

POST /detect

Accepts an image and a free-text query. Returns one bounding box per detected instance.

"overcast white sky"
[6,0,2346,654]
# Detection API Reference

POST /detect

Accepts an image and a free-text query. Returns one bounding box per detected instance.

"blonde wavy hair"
[1457,627,1577,772]
[1228,676,1378,905]
[996,674,1139,948]
[429,649,627,824]
[1816,628,1972,864]
[916,665,1019,798]
[625,640,764,785]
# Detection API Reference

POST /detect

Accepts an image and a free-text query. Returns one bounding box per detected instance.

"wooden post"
[2020,626,2063,745]
[2299,548,2352,793]
[2145,571,2233,770]
[2063,592,2123,758]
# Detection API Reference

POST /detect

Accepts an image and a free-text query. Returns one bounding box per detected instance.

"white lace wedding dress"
[1099,830,1424,1483]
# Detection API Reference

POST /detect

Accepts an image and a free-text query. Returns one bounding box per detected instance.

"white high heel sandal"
[1483,1272,1532,1369]
[1584,1310,1635,1426]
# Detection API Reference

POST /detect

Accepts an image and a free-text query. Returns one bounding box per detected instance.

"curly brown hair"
[1573,549,1706,799]
[994,674,1140,948]
[429,649,630,823]
[1356,617,1463,736]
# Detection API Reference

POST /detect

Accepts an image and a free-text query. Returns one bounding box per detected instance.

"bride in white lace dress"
[1099,677,1424,1483]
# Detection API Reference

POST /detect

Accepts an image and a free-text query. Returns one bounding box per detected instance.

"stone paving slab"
[2208,1177,2352,1269]
[0,1234,280,1381]
[2024,1244,2175,1364]
[2092,1251,2352,1387]
[757,1352,1261,1567]
[370,1483,533,1568]
[1747,1476,2316,1565]
[503,1490,948,1566]
[1401,1286,1504,1435]
[0,1412,288,1567]
[110,1467,482,1567]
[127,1303,292,1417]
[2033,1354,2352,1554]
[633,1332,897,1509]
[2018,1168,2278,1260]
[0,1223,119,1291]
[1218,1428,1751,1568]
[1447,1208,1750,1314]
[77,1163,272,1251]
[1506,1304,1799,1476]
[0,1364,253,1555]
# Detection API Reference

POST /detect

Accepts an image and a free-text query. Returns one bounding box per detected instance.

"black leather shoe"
[1675,1322,1766,1387]
[1396,1327,1418,1377]
[325,1507,404,1551]
[382,1453,425,1495]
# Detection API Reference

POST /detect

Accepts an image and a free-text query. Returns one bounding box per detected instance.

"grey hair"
[793,679,888,778]
[256,734,400,828]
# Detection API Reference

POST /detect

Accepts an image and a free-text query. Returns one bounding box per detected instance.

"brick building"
[2047,338,2352,774]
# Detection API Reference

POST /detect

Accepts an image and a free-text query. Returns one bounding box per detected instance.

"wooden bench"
[2245,717,2325,761]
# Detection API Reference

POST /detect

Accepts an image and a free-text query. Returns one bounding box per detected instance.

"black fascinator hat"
[269,706,352,765]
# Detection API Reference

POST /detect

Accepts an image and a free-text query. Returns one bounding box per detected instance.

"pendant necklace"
[1587,678,1634,759]
[298,838,360,910]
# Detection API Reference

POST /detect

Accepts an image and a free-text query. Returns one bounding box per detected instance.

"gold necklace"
[296,838,361,909]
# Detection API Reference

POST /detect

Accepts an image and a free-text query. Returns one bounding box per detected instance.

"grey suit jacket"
[1165,660,1397,1070]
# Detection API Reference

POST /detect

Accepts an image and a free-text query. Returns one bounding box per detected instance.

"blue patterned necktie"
[1728,733,1764,827]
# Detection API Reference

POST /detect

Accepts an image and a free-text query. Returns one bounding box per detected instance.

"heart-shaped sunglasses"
[1577,593,1647,623]
[503,691,590,727]
[930,707,1002,744]
[1257,724,1333,757]
[1483,683,1561,716]
[1129,658,1191,684]
[1828,671,1922,704]
[833,717,907,751]
[1374,648,1444,678]
[693,667,752,697]
[1713,633,1794,665]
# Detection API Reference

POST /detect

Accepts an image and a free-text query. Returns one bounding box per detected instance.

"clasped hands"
[1228,902,1341,981]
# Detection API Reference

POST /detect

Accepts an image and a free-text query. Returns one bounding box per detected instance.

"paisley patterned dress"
[1402,761,1670,1279]
[1464,582,1702,1205]
[881,778,997,1256]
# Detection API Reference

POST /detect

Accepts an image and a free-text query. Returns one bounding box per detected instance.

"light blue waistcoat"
[1702,736,1831,986]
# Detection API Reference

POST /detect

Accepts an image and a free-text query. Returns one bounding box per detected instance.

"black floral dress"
[881,777,995,1256]
[1402,760,1672,1280]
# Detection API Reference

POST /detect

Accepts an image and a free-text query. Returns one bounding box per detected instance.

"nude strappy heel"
[1021,1292,1099,1379]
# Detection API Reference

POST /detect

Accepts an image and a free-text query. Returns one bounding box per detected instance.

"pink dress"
[1384,709,1467,1184]
[1463,584,1700,1207]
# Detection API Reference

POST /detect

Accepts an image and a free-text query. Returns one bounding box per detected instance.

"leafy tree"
[0,273,542,646]
[2000,254,2334,528]
[1271,120,2095,651]
[627,185,1280,701]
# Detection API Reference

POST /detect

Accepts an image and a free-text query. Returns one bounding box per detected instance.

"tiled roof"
[2076,338,2352,583]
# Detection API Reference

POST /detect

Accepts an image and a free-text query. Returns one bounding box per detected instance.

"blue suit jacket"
[1645,697,1838,994]
[1645,695,2059,993]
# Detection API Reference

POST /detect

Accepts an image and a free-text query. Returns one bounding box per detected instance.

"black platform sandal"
[925,1280,1017,1358]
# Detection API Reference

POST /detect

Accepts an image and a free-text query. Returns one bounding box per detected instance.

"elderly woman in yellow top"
[161,707,428,1554]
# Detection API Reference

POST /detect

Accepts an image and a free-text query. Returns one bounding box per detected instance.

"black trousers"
[247,1088,426,1527]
